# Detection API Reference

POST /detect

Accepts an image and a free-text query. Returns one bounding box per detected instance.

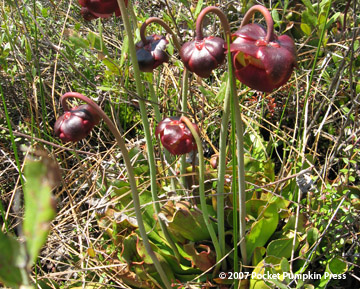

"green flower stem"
[240,5,275,42]
[139,17,184,190]
[180,116,221,265]
[230,77,239,288]
[148,77,162,123]
[228,72,248,266]
[148,76,176,191]
[139,15,187,188]
[216,77,231,260]
[195,5,231,264]
[140,17,182,51]
[117,0,176,286]
[61,92,172,287]
[180,68,189,187]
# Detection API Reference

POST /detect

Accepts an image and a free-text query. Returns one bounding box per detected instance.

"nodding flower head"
[54,104,100,142]
[78,0,128,20]
[180,36,225,78]
[135,34,169,72]
[155,117,200,155]
[80,7,99,21]
[228,6,296,92]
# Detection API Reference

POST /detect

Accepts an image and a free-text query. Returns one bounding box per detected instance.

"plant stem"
[180,68,189,187]
[194,5,231,265]
[139,16,184,190]
[230,76,239,288]
[241,5,275,42]
[226,32,248,265]
[140,17,182,51]
[180,116,221,265]
[195,6,230,41]
[117,0,179,283]
[61,92,172,287]
[216,78,231,262]
[231,84,248,266]
[148,75,176,191]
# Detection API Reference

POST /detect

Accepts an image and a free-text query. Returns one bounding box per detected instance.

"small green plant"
[0,152,59,289]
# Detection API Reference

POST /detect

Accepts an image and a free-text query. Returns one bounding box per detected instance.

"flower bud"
[78,0,128,20]
[155,117,200,155]
[135,35,169,72]
[80,7,99,21]
[229,23,296,92]
[180,36,225,78]
[210,154,219,169]
[54,104,100,142]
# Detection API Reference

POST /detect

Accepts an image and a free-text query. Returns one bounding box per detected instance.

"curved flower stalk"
[135,34,169,72]
[180,116,221,265]
[139,17,182,52]
[229,5,297,92]
[186,6,240,268]
[116,0,178,286]
[55,92,171,288]
[136,17,191,188]
[135,17,182,72]
[180,6,230,78]
[78,0,128,20]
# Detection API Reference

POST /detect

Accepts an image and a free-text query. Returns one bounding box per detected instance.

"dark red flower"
[78,0,128,20]
[229,23,296,92]
[180,36,225,78]
[54,104,100,142]
[155,117,200,155]
[135,35,169,72]
[80,7,99,21]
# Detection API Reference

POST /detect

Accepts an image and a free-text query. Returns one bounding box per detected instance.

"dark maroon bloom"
[54,104,100,142]
[180,36,225,78]
[80,7,99,21]
[78,0,128,20]
[155,117,200,155]
[228,7,296,92]
[135,35,169,72]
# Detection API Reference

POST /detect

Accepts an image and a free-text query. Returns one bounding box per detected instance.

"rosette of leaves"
[95,180,219,288]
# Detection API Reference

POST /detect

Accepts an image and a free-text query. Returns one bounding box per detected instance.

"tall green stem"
[231,83,248,266]
[230,76,239,287]
[180,68,189,187]
[61,92,170,287]
[216,78,231,262]
[139,17,183,191]
[194,5,231,265]
[227,36,248,266]
[180,116,221,265]
[148,76,176,191]
[117,0,175,286]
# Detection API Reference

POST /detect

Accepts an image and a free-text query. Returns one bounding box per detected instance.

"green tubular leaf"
[23,156,58,264]
[245,203,279,259]
[266,237,300,259]
[0,231,27,289]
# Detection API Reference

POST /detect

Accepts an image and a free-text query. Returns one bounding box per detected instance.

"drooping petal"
[135,35,169,72]
[233,23,267,41]
[229,22,296,92]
